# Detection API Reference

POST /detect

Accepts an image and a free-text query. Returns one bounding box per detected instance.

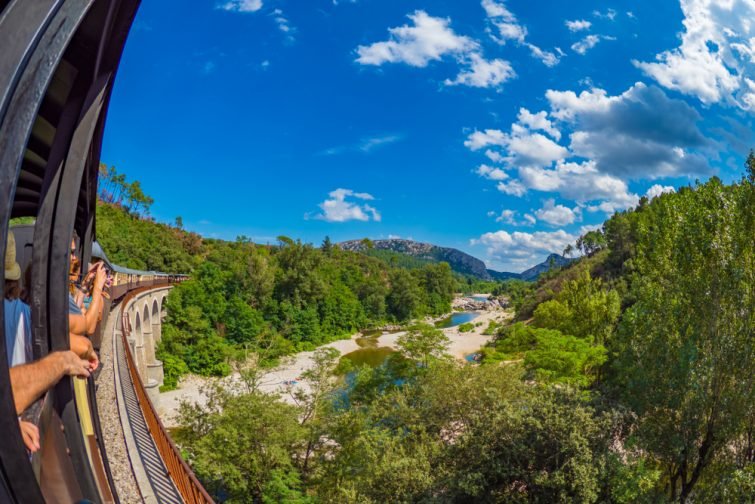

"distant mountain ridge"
[339,239,493,279]
[338,239,572,281]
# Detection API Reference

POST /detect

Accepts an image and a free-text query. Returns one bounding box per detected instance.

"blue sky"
[102,0,755,271]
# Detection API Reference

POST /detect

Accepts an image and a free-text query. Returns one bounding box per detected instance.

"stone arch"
[142,303,151,328]
[151,298,162,343]
[134,312,143,347]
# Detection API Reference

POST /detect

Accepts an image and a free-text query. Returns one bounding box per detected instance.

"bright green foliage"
[160,353,189,391]
[489,323,606,386]
[612,175,755,501]
[96,202,200,272]
[482,320,501,335]
[176,387,308,503]
[533,271,621,344]
[576,229,607,256]
[396,323,450,367]
[457,322,474,333]
[98,163,154,216]
[316,363,625,503]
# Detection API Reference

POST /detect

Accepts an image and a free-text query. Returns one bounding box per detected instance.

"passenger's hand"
[59,351,91,378]
[93,263,107,292]
[86,348,100,372]
[19,420,40,453]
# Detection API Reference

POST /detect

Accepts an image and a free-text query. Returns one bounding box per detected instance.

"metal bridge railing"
[120,283,214,504]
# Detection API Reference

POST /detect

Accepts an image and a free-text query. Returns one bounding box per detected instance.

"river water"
[342,312,480,368]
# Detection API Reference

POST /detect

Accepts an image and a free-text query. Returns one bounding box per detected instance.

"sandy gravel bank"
[158,307,512,427]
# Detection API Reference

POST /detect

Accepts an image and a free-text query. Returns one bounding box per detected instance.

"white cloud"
[218,0,262,12]
[565,20,592,32]
[547,87,614,120]
[490,209,534,226]
[527,44,560,67]
[593,8,617,20]
[645,184,675,199]
[494,209,516,224]
[481,0,515,20]
[519,161,640,211]
[465,108,568,169]
[356,10,513,89]
[485,149,505,163]
[310,189,381,222]
[472,229,577,269]
[634,0,755,109]
[483,0,561,67]
[496,179,527,197]
[320,134,404,156]
[535,198,578,226]
[571,34,614,55]
[359,134,403,152]
[356,11,476,67]
[517,108,561,140]
[445,53,515,88]
[272,8,294,38]
[477,164,509,181]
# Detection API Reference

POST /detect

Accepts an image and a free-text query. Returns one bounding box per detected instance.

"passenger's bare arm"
[9,351,91,414]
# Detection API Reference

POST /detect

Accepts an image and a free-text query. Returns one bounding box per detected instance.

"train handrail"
[119,282,214,504]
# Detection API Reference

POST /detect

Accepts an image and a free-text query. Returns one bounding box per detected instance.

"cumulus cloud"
[464,83,711,214]
[445,53,515,88]
[356,11,476,67]
[356,10,513,89]
[534,198,579,226]
[310,189,381,222]
[472,229,577,269]
[477,164,509,181]
[218,0,262,12]
[465,108,569,168]
[546,82,712,179]
[645,184,676,199]
[516,108,561,140]
[634,0,755,109]
[520,161,640,211]
[566,19,591,32]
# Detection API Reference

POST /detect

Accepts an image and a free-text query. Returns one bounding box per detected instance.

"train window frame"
[0,1,142,502]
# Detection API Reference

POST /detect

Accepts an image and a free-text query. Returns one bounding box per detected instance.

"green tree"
[613,176,755,502]
[176,386,308,503]
[396,323,450,367]
[576,229,607,256]
[387,269,422,321]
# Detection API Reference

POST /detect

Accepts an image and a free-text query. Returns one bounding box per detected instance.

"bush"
[457,322,474,333]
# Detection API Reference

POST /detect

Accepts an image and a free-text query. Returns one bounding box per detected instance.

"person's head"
[69,236,80,283]
[5,231,21,300]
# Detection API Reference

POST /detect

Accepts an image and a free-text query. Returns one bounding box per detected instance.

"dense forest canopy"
[96,160,755,502]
